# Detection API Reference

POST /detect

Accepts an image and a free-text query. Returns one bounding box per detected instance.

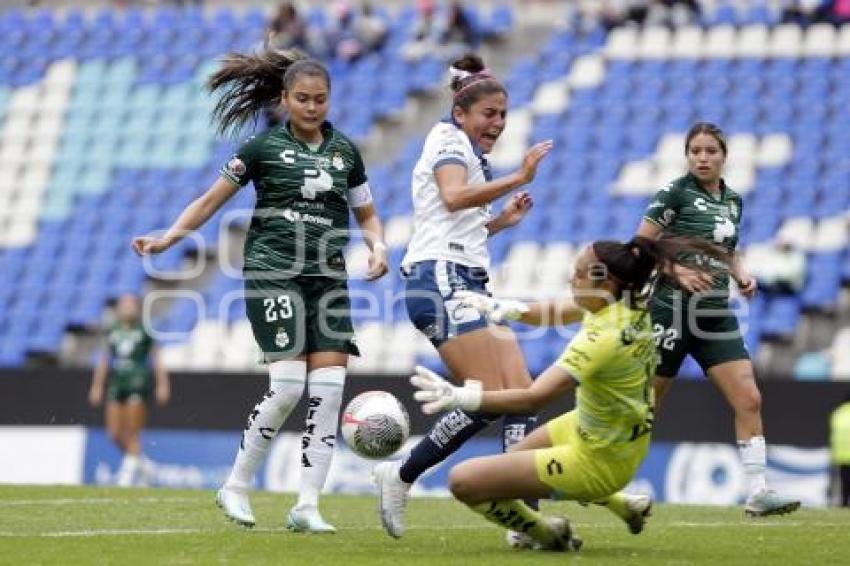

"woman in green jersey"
[132,49,388,532]
[89,294,170,487]
[637,122,800,517]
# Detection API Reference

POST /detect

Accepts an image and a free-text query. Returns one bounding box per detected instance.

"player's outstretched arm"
[132,177,240,256]
[435,140,553,212]
[455,291,583,327]
[411,364,575,415]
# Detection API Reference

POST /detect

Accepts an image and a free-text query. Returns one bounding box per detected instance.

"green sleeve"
[347,142,368,188]
[219,135,262,187]
[643,183,681,230]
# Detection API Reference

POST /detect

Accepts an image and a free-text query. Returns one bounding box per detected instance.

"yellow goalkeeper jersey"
[556,300,657,448]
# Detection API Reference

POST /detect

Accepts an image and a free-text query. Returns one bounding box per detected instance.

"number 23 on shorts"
[264,295,294,322]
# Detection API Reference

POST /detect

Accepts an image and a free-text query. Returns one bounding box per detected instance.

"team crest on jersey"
[332,152,345,171]
[728,201,738,219]
[226,157,246,177]
[275,327,290,348]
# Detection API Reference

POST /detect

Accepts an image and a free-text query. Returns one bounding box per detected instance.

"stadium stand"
[0,2,849,383]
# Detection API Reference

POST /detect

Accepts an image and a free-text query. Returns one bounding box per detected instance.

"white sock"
[225,360,307,491]
[117,453,140,487]
[738,435,767,496]
[296,366,346,509]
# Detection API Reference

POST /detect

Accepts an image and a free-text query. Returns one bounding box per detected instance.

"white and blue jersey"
[402,119,495,347]
[402,119,494,270]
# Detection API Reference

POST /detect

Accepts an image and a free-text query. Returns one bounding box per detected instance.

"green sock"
[471,500,557,546]
[594,492,628,519]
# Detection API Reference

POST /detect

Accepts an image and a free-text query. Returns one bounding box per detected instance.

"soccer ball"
[341,391,410,459]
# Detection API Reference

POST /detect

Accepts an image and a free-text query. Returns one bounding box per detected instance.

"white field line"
[0,497,199,506]
[1,522,847,538]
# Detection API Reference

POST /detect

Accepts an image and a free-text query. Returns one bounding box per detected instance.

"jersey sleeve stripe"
[642,216,665,228]
[433,157,468,171]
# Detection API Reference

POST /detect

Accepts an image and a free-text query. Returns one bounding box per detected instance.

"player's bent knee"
[448,464,479,504]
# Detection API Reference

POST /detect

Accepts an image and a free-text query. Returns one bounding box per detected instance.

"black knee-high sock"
[399,409,498,484]
[503,414,539,510]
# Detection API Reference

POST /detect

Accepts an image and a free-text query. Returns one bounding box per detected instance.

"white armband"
[349,182,374,208]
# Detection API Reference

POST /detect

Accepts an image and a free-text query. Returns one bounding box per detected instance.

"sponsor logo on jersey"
[281,208,333,227]
[226,157,246,177]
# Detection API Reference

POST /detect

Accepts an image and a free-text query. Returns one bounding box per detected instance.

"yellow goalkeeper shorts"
[533,410,650,501]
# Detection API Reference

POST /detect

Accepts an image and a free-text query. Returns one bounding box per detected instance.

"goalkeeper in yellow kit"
[411,235,727,551]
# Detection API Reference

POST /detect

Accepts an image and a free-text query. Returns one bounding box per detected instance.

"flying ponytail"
[592,235,730,299]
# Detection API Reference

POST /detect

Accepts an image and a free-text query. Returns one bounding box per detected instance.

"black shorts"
[650,295,750,378]
[244,275,360,362]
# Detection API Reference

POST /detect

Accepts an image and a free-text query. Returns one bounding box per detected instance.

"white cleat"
[372,461,411,539]
[505,529,536,549]
[621,493,652,535]
[286,505,336,534]
[216,487,255,528]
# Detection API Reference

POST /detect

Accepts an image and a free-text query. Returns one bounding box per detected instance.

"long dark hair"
[449,53,506,111]
[592,235,730,301]
[206,48,330,136]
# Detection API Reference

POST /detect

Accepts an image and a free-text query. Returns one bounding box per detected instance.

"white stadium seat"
[639,26,672,59]
[723,164,755,193]
[803,23,837,58]
[657,133,687,167]
[614,161,654,195]
[568,54,606,89]
[531,79,570,115]
[839,23,850,56]
[811,217,849,252]
[670,26,703,59]
[777,217,815,251]
[43,60,77,88]
[605,26,638,59]
[726,134,757,169]
[736,25,769,59]
[756,134,793,168]
[704,25,737,58]
[768,24,803,58]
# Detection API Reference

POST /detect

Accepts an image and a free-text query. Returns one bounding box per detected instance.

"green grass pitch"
[1,485,848,565]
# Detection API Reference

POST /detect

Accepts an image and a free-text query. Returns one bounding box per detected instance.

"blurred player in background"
[637,122,800,516]
[132,49,388,532]
[409,236,727,550]
[373,53,553,544]
[88,293,170,487]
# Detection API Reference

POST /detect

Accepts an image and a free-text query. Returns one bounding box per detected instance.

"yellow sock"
[471,500,557,546]
[594,492,628,519]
